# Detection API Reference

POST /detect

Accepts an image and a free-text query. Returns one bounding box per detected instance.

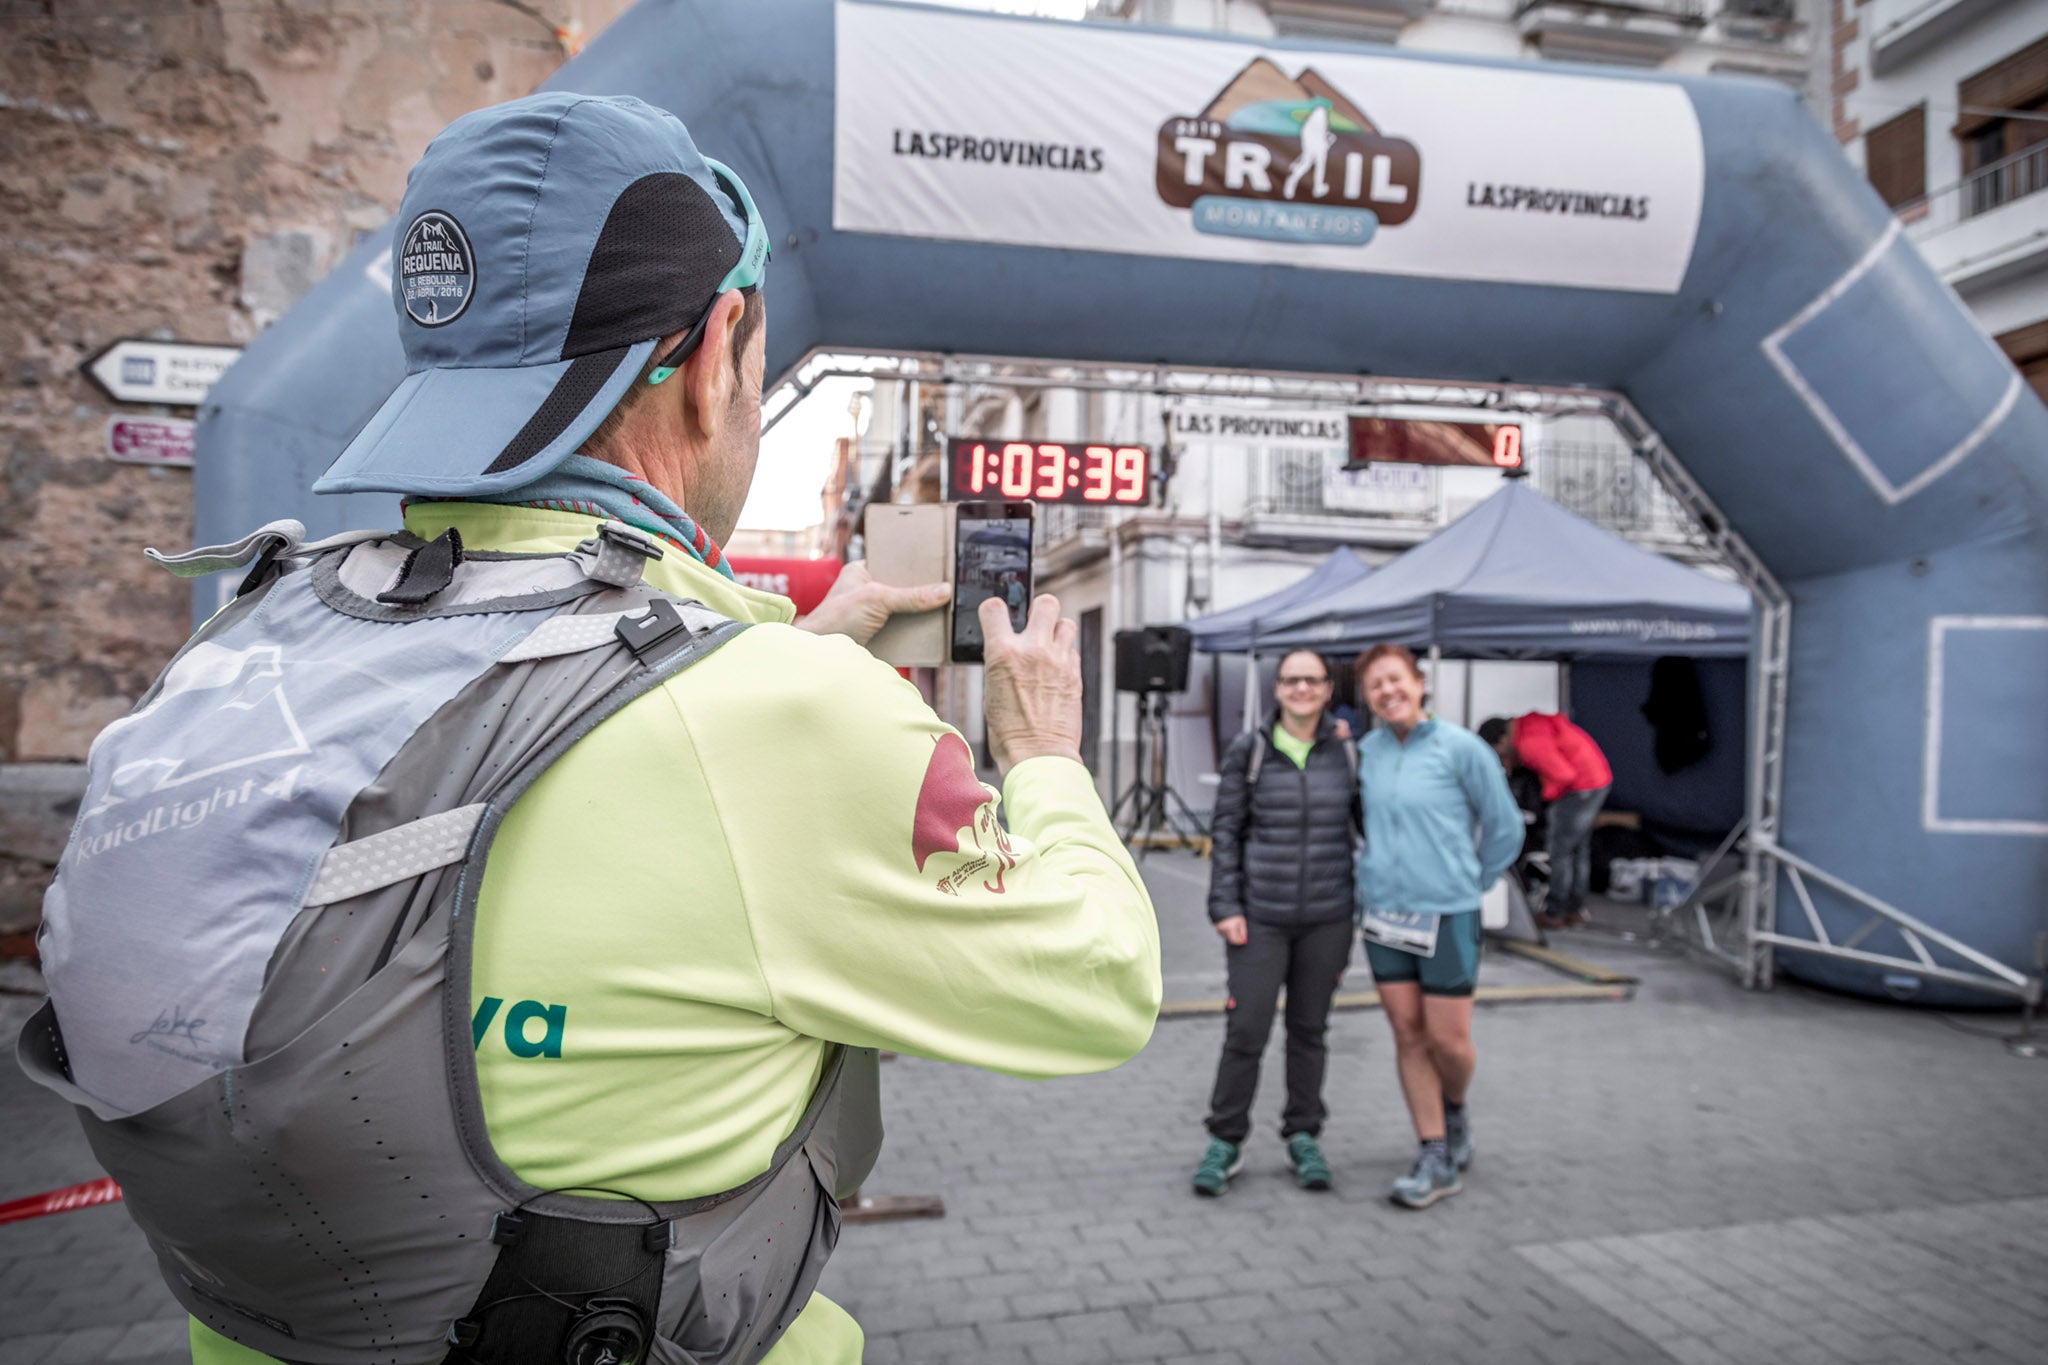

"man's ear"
[682,290,746,439]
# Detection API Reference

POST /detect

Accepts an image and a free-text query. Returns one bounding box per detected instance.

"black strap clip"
[377,527,464,605]
[615,599,692,663]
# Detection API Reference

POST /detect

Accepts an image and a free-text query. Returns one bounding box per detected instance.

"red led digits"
[946,438,1151,505]
[999,442,1034,498]
[1034,444,1064,499]
[1492,426,1523,469]
[1082,446,1113,501]
[1113,446,1146,502]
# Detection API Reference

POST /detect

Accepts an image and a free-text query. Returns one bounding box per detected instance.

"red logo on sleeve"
[911,733,1016,894]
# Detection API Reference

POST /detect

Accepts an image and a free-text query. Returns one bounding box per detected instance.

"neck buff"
[432,455,735,579]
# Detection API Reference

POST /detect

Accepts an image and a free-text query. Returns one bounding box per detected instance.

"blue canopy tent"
[1257,481,1751,658]
[1183,547,1372,743]
[1186,548,1372,654]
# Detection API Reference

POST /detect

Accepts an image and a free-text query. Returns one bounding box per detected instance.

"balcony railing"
[1535,442,1706,548]
[1902,142,2048,239]
[1247,449,1440,522]
[1513,0,1705,22]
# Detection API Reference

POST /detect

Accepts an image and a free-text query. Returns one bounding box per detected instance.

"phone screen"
[951,502,1034,664]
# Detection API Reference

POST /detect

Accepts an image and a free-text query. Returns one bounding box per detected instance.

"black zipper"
[1295,734,1318,916]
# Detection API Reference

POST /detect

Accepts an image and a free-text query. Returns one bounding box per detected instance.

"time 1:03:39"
[960,442,1149,503]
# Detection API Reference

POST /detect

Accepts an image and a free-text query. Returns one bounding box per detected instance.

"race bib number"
[1362,907,1439,959]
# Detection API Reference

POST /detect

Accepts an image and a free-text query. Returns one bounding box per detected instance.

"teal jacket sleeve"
[1456,732,1525,887]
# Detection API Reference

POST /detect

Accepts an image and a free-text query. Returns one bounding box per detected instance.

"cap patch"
[398,211,477,328]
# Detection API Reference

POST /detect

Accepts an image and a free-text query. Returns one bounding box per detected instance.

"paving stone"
[10,872,2048,1365]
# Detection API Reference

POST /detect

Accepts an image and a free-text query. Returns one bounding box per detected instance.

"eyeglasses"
[1277,675,1330,688]
[647,158,771,385]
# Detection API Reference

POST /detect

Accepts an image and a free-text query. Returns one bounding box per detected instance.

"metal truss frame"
[767,348,2042,1008]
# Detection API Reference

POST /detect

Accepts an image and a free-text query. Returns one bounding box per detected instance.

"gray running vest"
[17,519,882,1364]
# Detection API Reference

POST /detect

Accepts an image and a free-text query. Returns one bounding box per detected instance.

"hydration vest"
[17,519,882,1365]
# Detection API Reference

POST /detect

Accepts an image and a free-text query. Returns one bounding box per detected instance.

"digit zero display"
[1344,417,1524,471]
[946,439,1152,505]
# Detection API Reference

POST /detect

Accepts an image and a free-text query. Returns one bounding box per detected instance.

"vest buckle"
[615,599,692,663]
[586,521,663,587]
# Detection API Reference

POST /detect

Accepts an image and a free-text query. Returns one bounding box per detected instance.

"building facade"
[0,1,630,931]
[1829,0,2048,401]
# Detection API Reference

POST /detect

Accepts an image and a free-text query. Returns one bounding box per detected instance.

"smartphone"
[950,501,1034,665]
[864,503,951,668]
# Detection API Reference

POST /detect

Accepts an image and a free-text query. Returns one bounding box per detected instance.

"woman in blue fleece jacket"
[1355,643,1522,1210]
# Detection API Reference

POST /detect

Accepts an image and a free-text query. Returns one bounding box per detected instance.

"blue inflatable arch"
[197,0,2048,1002]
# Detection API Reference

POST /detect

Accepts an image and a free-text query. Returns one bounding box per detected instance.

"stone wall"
[0,0,630,931]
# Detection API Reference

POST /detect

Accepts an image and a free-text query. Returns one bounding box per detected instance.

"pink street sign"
[105,416,195,467]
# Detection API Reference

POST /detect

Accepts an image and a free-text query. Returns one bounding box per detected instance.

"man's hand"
[981,593,1082,776]
[1214,915,1249,947]
[794,560,948,647]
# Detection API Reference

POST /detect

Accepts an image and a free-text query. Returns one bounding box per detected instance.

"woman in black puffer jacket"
[1189,649,1360,1198]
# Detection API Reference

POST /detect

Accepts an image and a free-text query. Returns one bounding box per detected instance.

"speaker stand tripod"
[1110,691,1209,857]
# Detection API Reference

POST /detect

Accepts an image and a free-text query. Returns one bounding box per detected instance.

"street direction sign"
[106,416,196,467]
[81,338,241,406]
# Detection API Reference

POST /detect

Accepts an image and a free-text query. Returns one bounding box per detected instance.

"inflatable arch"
[196,0,2048,1002]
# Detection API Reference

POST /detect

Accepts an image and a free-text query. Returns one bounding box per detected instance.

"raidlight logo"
[1156,58,1419,246]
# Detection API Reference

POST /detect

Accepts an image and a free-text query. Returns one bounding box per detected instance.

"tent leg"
[1242,652,1259,733]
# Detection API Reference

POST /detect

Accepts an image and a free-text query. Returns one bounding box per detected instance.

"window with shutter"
[1866,106,1926,209]
[1956,34,2048,169]
[1996,320,2048,408]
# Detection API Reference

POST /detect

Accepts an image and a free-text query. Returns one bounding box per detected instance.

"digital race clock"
[1344,417,1524,470]
[946,439,1152,505]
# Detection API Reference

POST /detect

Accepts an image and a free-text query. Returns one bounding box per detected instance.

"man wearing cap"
[132,93,1159,1363]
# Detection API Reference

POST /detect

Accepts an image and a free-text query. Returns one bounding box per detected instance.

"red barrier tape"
[0,1178,123,1225]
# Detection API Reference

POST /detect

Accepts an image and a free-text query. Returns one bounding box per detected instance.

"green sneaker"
[1285,1132,1333,1191]
[1190,1138,1243,1197]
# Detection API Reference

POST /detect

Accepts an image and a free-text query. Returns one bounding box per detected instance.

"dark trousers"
[1545,784,1610,916]
[1204,916,1354,1144]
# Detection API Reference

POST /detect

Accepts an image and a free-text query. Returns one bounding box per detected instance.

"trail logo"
[1156,58,1420,247]
[398,209,475,327]
[912,733,1016,895]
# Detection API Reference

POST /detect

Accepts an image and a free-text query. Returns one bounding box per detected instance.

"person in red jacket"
[1478,713,1612,928]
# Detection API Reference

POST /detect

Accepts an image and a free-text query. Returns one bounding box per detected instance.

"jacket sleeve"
[1457,731,1526,888]
[682,628,1162,1080]
[1205,733,1254,923]
[1511,714,1572,803]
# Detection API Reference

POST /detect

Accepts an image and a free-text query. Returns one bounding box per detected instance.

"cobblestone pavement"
[4,849,2046,1364]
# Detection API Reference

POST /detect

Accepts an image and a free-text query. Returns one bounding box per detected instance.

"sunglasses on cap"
[647,158,771,385]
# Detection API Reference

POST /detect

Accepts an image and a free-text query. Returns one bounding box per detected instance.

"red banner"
[727,556,843,616]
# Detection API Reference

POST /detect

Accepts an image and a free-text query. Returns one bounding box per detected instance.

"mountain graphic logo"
[82,642,312,819]
[398,209,476,328]
[1156,58,1420,247]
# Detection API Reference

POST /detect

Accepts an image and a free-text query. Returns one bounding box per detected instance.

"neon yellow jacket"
[192,503,1162,1365]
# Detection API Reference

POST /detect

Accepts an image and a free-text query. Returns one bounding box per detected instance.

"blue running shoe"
[1389,1146,1461,1209]
[1445,1106,1473,1170]
[1191,1138,1244,1197]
